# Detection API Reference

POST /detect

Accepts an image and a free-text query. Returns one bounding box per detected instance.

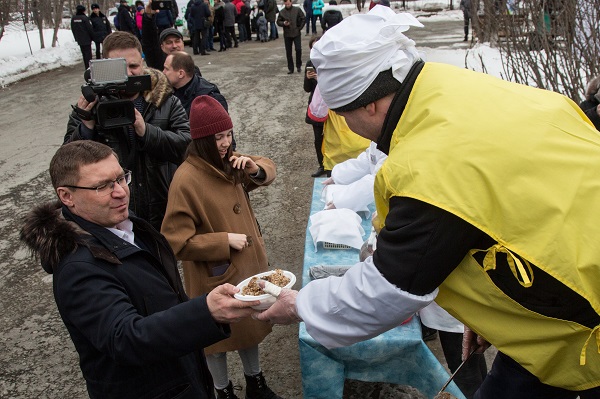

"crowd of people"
[31,3,600,399]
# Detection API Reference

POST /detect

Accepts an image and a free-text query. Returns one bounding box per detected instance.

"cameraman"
[65,31,191,231]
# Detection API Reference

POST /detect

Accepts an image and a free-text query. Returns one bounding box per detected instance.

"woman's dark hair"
[187,135,246,185]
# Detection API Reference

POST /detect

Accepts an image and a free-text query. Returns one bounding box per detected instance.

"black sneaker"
[311,166,326,177]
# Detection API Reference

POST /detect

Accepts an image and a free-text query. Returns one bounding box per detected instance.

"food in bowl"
[234,269,296,310]
[241,269,291,296]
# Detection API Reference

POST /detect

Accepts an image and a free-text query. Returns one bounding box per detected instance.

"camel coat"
[162,153,276,354]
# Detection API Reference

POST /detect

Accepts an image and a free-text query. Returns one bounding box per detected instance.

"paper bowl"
[234,270,296,310]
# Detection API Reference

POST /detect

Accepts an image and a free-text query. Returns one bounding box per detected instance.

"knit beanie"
[190,95,233,139]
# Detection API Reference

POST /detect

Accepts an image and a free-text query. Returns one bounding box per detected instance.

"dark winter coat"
[223,0,237,27]
[321,8,342,31]
[264,0,276,23]
[173,73,228,115]
[118,4,138,35]
[20,202,229,399]
[213,3,225,31]
[189,0,211,31]
[65,68,191,231]
[276,5,305,38]
[303,0,313,17]
[71,12,95,46]
[155,9,174,28]
[90,12,112,42]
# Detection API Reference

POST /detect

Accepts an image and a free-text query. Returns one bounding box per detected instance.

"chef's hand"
[207,283,260,323]
[325,201,336,210]
[462,326,490,360]
[321,177,334,185]
[253,285,301,325]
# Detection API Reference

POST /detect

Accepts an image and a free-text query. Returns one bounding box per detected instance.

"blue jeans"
[207,26,215,49]
[269,21,278,39]
[474,352,600,399]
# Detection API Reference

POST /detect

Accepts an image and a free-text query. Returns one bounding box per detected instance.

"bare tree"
[469,0,600,103]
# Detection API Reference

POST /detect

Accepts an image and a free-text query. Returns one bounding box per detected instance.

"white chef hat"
[310,6,423,111]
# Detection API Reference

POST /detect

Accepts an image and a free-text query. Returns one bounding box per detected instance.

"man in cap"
[90,3,112,60]
[71,4,95,70]
[256,6,600,398]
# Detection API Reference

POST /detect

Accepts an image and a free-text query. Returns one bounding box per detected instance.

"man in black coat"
[71,4,95,69]
[20,140,259,399]
[90,3,112,60]
[189,0,212,55]
[117,0,139,38]
[163,51,228,114]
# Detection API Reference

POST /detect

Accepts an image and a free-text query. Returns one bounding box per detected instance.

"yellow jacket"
[374,62,600,390]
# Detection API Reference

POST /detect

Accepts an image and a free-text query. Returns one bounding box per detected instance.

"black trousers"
[474,352,600,399]
[192,28,208,54]
[224,26,237,47]
[93,41,102,59]
[80,44,92,70]
[312,124,324,167]
[283,35,302,72]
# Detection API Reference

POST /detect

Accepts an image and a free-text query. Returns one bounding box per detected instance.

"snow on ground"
[0,1,503,87]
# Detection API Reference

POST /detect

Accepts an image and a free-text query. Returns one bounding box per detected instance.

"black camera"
[81,58,151,129]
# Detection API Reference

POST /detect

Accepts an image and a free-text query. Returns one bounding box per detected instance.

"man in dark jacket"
[277,0,305,74]
[321,0,342,32]
[90,3,112,60]
[189,0,212,55]
[65,31,190,231]
[264,0,278,39]
[71,4,95,69]
[163,51,228,113]
[223,0,238,48]
[117,0,139,37]
[302,0,314,35]
[20,140,259,399]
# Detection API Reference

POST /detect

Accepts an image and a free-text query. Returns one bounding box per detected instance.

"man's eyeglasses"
[63,170,132,197]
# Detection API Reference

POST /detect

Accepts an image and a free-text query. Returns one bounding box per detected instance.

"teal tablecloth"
[298,178,466,399]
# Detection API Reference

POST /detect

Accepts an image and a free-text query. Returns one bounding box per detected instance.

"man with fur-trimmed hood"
[65,31,190,231]
[19,140,259,399]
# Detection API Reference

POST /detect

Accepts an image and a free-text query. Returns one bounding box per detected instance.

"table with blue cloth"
[298,178,466,399]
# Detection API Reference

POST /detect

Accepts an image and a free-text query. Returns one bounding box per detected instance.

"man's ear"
[364,102,377,116]
[56,188,75,207]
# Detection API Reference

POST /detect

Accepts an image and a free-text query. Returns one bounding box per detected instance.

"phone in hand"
[151,0,172,10]
[306,66,315,73]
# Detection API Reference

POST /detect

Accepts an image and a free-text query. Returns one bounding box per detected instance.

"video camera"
[80,58,151,129]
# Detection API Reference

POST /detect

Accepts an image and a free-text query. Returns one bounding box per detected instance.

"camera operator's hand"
[77,95,98,130]
[133,109,146,137]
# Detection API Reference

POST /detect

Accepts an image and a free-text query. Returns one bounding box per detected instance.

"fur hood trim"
[143,67,173,108]
[20,201,90,274]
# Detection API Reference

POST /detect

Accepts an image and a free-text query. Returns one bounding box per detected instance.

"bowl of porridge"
[234,269,296,310]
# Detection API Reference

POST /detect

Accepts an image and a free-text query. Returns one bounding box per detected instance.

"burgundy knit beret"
[190,95,233,139]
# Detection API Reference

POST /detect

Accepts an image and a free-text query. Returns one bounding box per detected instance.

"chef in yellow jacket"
[256,6,600,398]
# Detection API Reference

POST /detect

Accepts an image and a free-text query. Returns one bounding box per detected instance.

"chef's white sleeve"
[296,256,436,349]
